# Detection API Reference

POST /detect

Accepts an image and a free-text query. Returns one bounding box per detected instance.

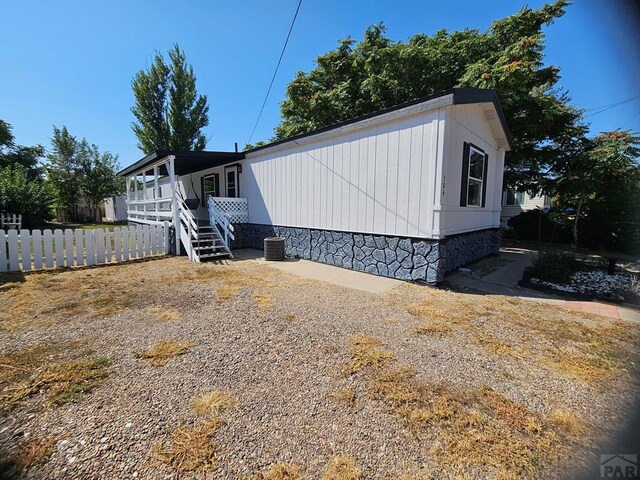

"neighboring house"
[118,87,513,283]
[500,188,551,227]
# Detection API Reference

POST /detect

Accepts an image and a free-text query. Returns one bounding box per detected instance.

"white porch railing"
[209,197,248,223]
[126,197,173,224]
[208,196,235,249]
[176,191,200,261]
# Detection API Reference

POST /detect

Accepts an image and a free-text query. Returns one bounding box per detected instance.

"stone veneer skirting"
[230,223,500,284]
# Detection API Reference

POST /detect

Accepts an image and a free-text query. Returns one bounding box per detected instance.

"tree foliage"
[553,130,640,252]
[47,126,82,218]
[47,126,122,221]
[274,1,583,188]
[0,120,52,227]
[79,146,122,221]
[131,44,209,153]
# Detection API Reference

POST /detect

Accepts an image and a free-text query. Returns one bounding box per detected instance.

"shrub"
[525,251,585,283]
[0,165,53,227]
[507,209,572,244]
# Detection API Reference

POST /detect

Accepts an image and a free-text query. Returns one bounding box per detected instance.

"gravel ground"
[0,256,639,479]
[459,255,515,280]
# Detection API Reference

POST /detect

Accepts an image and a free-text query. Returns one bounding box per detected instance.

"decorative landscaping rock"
[233,223,501,284]
[530,270,635,301]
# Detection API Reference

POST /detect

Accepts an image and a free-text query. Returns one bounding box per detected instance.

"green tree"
[131,44,209,153]
[47,126,82,220]
[47,126,122,222]
[554,131,640,251]
[0,164,52,227]
[273,1,584,189]
[0,119,52,226]
[78,141,123,220]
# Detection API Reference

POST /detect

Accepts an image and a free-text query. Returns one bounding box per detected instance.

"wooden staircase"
[175,190,234,262]
[191,220,232,261]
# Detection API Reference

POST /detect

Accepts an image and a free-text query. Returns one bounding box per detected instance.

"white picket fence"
[0,223,170,272]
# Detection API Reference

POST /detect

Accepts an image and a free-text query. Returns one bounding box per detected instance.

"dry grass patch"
[9,436,57,470]
[547,409,588,437]
[366,363,585,478]
[2,356,109,408]
[333,386,357,407]
[153,418,222,476]
[252,463,304,480]
[400,284,639,384]
[322,455,361,480]
[412,319,452,337]
[137,340,193,366]
[282,313,297,322]
[473,333,519,357]
[0,265,166,330]
[151,307,182,322]
[254,293,273,311]
[342,334,395,376]
[217,285,240,302]
[542,346,616,383]
[193,390,237,418]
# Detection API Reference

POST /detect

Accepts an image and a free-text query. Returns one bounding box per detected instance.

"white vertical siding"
[439,103,502,235]
[243,108,442,238]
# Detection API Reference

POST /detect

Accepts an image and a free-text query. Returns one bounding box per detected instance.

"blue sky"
[1,0,638,168]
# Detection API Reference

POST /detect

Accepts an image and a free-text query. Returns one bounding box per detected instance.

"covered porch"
[117,150,248,262]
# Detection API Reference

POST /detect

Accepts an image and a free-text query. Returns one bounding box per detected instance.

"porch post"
[141,171,147,220]
[125,177,131,221]
[167,155,180,255]
[153,166,160,222]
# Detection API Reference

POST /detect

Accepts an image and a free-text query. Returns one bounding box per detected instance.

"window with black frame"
[201,174,219,207]
[504,188,525,206]
[460,142,489,207]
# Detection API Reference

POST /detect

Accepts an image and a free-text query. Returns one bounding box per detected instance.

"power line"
[247,0,303,145]
[584,94,640,117]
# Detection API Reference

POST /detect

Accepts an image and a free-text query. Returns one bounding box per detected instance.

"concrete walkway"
[232,249,402,294]
[230,248,639,322]
[446,248,640,323]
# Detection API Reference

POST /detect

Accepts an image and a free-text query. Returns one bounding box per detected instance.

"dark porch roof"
[118,150,245,177]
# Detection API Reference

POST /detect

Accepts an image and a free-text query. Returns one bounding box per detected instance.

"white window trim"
[202,173,218,201]
[225,166,239,198]
[503,188,525,207]
[466,145,485,208]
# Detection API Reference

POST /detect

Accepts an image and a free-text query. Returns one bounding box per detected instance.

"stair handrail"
[175,188,199,261]
[208,196,235,249]
[175,191,199,237]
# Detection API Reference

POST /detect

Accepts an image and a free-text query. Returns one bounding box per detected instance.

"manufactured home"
[118,87,513,283]
[500,188,551,227]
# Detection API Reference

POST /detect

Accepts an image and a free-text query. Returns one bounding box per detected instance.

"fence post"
[96,229,105,264]
[32,230,43,270]
[64,229,74,267]
[114,227,122,262]
[20,229,31,271]
[163,221,170,254]
[0,230,6,272]
[7,230,19,271]
[86,230,96,266]
[75,229,84,266]
[54,230,64,268]
[43,229,54,268]
[122,227,130,261]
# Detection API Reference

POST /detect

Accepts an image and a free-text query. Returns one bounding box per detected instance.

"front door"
[225,165,239,198]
